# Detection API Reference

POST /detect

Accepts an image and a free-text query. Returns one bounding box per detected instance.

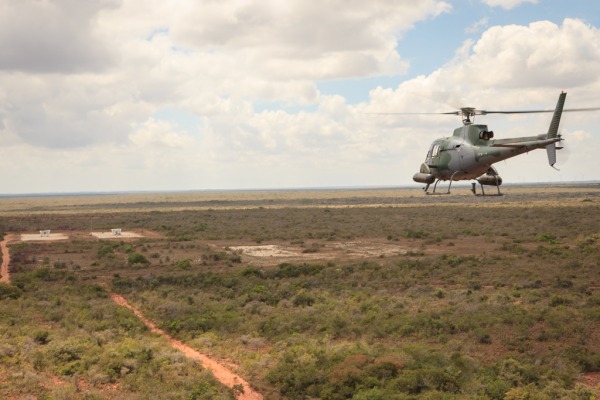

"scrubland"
[1,184,600,399]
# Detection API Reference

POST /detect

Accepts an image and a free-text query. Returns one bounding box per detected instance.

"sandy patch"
[229,245,300,257]
[21,233,69,241]
[227,240,414,263]
[91,231,144,239]
[329,241,409,256]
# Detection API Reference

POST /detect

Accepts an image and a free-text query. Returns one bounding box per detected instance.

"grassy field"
[1,183,600,399]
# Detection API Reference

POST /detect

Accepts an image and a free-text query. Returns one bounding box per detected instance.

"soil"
[90,231,144,239]
[1,234,14,283]
[17,230,156,242]
[20,233,69,242]
[222,236,500,266]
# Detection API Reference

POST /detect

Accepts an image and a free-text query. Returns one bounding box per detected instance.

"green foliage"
[0,270,236,399]
[0,282,23,299]
[33,330,50,345]
[188,381,223,399]
[272,262,325,278]
[127,252,149,266]
[97,243,119,257]
[292,291,316,307]
[404,229,429,239]
[177,258,193,270]
[537,232,558,244]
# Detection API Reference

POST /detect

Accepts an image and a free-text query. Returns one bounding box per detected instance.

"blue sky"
[0,0,599,194]
[319,0,600,104]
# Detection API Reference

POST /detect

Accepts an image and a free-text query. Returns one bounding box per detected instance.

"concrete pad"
[91,231,144,239]
[21,233,69,241]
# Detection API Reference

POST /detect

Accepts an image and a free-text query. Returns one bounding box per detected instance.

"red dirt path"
[110,292,263,400]
[1,234,14,283]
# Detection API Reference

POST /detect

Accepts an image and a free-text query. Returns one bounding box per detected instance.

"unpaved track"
[110,293,263,400]
[1,234,14,283]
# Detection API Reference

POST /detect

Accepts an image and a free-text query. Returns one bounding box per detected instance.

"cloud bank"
[0,1,599,193]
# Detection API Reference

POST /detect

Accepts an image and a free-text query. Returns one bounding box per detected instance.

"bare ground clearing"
[221,235,502,266]
[20,232,69,241]
[90,231,144,239]
[17,230,159,242]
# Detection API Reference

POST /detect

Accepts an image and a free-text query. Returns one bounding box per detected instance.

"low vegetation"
[1,185,600,399]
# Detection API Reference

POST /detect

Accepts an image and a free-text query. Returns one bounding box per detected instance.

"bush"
[33,330,50,345]
[0,282,23,299]
[97,244,114,257]
[292,291,316,307]
[128,253,149,266]
[177,259,193,270]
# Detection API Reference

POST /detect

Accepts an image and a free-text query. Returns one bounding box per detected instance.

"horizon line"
[0,180,599,199]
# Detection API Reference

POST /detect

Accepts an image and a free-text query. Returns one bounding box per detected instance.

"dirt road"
[1,234,13,283]
[110,293,263,400]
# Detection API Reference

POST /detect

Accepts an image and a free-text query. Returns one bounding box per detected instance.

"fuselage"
[412,92,572,194]
[418,124,554,181]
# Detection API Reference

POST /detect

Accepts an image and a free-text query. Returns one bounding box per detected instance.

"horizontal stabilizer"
[491,137,560,148]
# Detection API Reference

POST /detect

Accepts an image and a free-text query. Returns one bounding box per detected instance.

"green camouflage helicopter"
[412,92,600,195]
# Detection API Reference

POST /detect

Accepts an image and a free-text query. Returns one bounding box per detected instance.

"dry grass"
[0,183,598,216]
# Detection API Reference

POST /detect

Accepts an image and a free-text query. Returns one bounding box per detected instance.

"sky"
[1,0,600,194]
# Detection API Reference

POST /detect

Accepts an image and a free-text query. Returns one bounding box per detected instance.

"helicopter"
[411,92,600,195]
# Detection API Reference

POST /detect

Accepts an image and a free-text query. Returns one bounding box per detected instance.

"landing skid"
[470,182,503,196]
[423,175,503,196]
[424,172,459,195]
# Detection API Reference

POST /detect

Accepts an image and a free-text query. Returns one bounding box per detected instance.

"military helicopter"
[410,92,600,195]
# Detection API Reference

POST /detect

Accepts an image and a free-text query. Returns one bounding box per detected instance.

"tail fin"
[546,92,566,168]
[548,92,566,139]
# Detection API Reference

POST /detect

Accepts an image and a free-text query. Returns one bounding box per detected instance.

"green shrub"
[33,330,50,345]
[127,253,149,266]
[537,233,558,244]
[97,245,114,257]
[177,259,193,270]
[292,291,316,307]
[0,282,23,299]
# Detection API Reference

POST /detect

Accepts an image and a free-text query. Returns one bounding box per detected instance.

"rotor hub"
[460,108,478,125]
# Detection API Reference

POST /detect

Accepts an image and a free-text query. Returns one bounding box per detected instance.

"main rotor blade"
[364,111,459,115]
[482,107,600,115]
[366,107,600,116]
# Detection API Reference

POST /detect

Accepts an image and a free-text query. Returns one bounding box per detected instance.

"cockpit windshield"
[427,144,441,160]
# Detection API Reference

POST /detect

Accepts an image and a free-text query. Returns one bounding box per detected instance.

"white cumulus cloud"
[481,0,539,10]
[0,1,599,193]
